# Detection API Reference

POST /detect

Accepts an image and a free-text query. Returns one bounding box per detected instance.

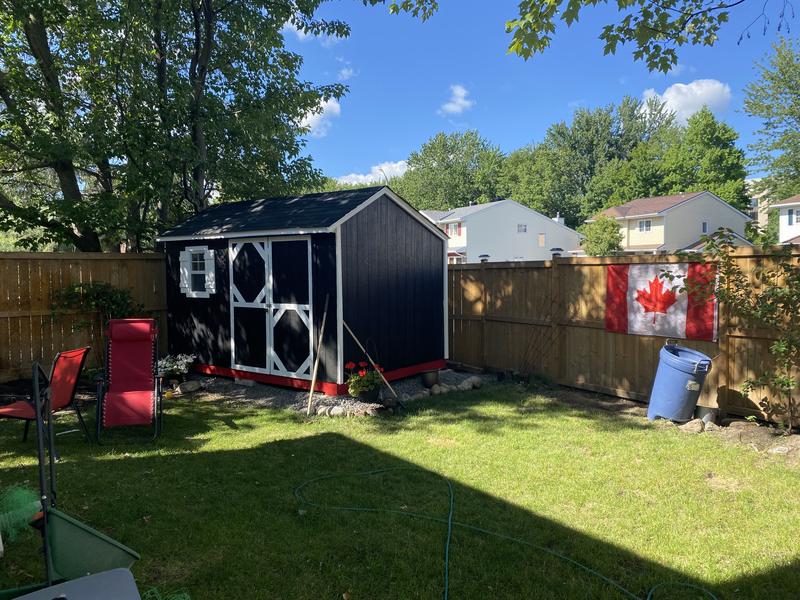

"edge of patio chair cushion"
[0,400,35,419]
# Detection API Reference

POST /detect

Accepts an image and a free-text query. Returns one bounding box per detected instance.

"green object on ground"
[46,508,140,581]
[0,487,39,542]
[142,589,192,600]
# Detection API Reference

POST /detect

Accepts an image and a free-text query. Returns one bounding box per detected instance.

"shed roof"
[158,186,387,240]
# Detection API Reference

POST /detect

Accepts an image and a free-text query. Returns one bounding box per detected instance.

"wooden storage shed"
[157,186,448,395]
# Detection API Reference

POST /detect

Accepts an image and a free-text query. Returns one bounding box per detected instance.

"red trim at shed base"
[194,359,446,397]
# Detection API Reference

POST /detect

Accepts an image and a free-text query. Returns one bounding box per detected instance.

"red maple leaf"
[635,276,678,323]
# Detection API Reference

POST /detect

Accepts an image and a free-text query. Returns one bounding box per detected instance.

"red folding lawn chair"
[96,319,162,441]
[0,347,91,442]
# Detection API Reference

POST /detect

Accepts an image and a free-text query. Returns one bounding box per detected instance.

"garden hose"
[294,467,719,600]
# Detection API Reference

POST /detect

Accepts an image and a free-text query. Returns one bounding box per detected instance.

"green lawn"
[0,384,798,599]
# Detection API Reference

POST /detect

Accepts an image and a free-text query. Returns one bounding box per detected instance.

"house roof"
[599,192,704,219]
[770,194,800,208]
[157,186,445,241]
[682,230,753,251]
[784,234,800,245]
[421,203,496,222]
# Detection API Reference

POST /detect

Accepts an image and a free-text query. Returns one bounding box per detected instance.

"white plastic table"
[15,568,141,600]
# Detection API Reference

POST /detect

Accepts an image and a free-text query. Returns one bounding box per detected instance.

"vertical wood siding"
[0,253,166,381]
[341,195,445,371]
[448,249,799,420]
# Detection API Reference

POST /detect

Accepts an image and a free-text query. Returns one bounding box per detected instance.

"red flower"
[358,369,367,377]
[358,361,368,368]
[374,363,384,373]
[345,361,356,370]
[377,366,384,373]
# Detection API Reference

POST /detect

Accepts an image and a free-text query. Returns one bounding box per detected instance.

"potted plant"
[345,360,383,402]
[157,354,197,383]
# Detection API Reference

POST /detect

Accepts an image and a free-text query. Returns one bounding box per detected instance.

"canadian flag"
[606,263,717,341]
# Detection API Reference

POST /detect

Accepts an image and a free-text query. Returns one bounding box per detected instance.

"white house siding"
[662,192,749,250]
[459,201,582,263]
[778,206,800,243]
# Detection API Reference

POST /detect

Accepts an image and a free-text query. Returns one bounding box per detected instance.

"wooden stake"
[343,320,398,399]
[306,295,330,416]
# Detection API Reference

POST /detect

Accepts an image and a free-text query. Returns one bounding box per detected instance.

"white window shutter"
[179,250,190,292]
[204,249,216,293]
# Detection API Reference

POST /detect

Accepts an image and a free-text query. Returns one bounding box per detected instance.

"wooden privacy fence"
[448,249,798,419]
[0,253,166,382]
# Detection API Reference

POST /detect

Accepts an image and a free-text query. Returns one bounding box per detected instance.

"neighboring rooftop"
[421,203,496,222]
[770,194,800,208]
[599,192,704,219]
[158,186,385,239]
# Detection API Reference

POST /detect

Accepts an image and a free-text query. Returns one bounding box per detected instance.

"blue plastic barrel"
[647,343,712,422]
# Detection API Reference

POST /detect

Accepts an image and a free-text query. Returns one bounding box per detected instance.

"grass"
[0,383,798,599]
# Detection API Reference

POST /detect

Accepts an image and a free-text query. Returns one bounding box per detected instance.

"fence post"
[549,254,561,382]
[480,262,488,369]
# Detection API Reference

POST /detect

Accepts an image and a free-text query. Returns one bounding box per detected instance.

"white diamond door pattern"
[229,237,313,379]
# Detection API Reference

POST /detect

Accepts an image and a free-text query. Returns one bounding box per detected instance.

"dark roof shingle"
[159,186,385,238]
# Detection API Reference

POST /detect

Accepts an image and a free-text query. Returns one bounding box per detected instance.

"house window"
[702,221,709,234]
[446,222,462,237]
[538,233,546,247]
[517,224,527,233]
[638,220,651,232]
[790,209,795,226]
[179,246,216,298]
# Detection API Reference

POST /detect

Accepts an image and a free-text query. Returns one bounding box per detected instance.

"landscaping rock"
[768,445,790,455]
[234,378,256,387]
[679,418,705,434]
[727,420,759,430]
[457,380,473,392]
[704,422,720,432]
[430,384,442,396]
[383,395,398,408]
[466,376,483,389]
[329,406,345,417]
[176,380,202,394]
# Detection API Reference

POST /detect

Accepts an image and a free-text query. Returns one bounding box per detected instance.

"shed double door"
[229,237,314,379]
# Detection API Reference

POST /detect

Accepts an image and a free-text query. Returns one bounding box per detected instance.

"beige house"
[769,194,800,244]
[590,191,752,253]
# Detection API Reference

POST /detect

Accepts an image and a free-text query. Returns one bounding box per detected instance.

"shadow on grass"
[1,424,796,598]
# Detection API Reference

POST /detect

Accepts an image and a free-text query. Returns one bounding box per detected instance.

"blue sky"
[284,1,781,183]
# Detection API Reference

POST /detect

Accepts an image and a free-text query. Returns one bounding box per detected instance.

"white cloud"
[300,98,341,138]
[281,21,309,41]
[337,160,408,185]
[438,84,474,115]
[282,21,340,47]
[643,79,731,124]
[338,67,355,81]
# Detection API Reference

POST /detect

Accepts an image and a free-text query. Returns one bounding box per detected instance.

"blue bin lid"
[661,344,713,374]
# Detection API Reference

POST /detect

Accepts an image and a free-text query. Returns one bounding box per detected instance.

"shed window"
[638,220,651,232]
[179,246,216,298]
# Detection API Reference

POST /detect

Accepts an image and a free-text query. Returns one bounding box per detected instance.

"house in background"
[422,199,583,263]
[589,191,752,253]
[769,194,800,244]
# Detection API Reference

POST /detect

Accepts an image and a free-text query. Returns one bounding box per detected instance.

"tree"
[679,230,799,431]
[386,0,790,72]
[744,38,800,202]
[392,131,505,211]
[579,215,623,256]
[498,97,674,226]
[0,0,344,251]
[661,107,749,210]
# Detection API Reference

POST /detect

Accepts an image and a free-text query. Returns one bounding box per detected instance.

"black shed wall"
[164,238,232,367]
[163,234,339,383]
[340,194,445,372]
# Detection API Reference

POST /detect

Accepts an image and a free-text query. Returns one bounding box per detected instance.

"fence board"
[449,249,799,421]
[0,253,166,381]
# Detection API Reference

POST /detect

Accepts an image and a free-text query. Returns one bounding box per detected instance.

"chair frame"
[95,324,162,443]
[0,347,91,443]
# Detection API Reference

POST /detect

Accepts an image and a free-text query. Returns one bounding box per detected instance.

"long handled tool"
[306,295,330,416]
[342,320,399,400]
